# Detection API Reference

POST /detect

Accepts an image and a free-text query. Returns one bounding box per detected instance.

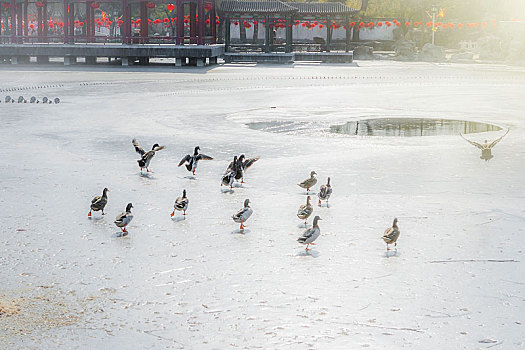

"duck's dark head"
[126,203,134,212]
[238,154,245,161]
[306,195,311,203]
[310,171,317,178]
[103,187,109,195]
[194,146,200,155]
[152,143,160,150]
[313,215,322,226]
[393,218,398,226]
[244,198,250,207]
[233,155,238,162]
[182,189,187,198]
[327,177,331,185]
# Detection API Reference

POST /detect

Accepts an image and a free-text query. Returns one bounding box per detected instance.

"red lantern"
[145,2,155,9]
[166,3,175,11]
[386,21,391,27]
[206,19,210,24]
[405,21,410,27]
[458,23,464,29]
[79,22,84,27]
[395,22,400,26]
[163,18,169,23]
[184,18,189,24]
[426,22,432,27]
[153,19,161,24]
[481,21,487,28]
[90,2,100,9]
[48,22,54,28]
[35,1,44,8]
[368,21,374,28]
[349,21,355,27]
[377,21,383,27]
[204,3,211,11]
[29,23,35,29]
[119,20,124,26]
[319,24,324,28]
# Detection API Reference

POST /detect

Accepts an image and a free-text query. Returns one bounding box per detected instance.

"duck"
[178,146,213,175]
[297,216,322,251]
[317,177,332,206]
[132,139,165,172]
[228,154,260,183]
[171,189,189,216]
[221,156,237,189]
[382,218,400,251]
[232,199,253,230]
[297,195,313,226]
[88,187,109,217]
[298,171,317,192]
[114,203,134,235]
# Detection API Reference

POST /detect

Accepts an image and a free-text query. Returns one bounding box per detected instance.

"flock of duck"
[2,95,60,104]
[89,139,401,252]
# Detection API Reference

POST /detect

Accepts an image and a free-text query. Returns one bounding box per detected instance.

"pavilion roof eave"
[219,0,296,16]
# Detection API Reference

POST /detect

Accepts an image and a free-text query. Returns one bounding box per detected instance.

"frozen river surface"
[1,62,524,349]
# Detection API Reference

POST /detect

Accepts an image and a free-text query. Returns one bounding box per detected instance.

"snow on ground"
[0,61,524,349]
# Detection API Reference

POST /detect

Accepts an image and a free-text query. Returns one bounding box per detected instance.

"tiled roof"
[219,1,297,14]
[290,2,359,15]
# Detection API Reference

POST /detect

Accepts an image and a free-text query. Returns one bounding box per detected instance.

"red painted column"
[16,1,22,43]
[23,0,29,38]
[63,0,69,43]
[189,1,196,44]
[43,0,48,39]
[85,2,90,42]
[197,0,204,44]
[37,6,42,42]
[68,2,75,42]
[176,0,183,45]
[210,2,216,43]
[140,1,148,43]
[121,0,130,43]
[10,0,16,43]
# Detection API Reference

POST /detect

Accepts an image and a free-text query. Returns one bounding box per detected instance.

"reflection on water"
[330,118,502,137]
[247,120,313,134]
[246,118,502,137]
[461,129,509,161]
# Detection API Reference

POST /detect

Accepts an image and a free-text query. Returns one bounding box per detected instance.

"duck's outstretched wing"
[460,134,483,150]
[132,139,145,156]
[242,156,260,170]
[488,129,509,149]
[178,154,190,166]
[196,154,213,161]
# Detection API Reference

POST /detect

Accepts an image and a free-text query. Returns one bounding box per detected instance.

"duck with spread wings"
[178,146,213,175]
[132,139,165,172]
